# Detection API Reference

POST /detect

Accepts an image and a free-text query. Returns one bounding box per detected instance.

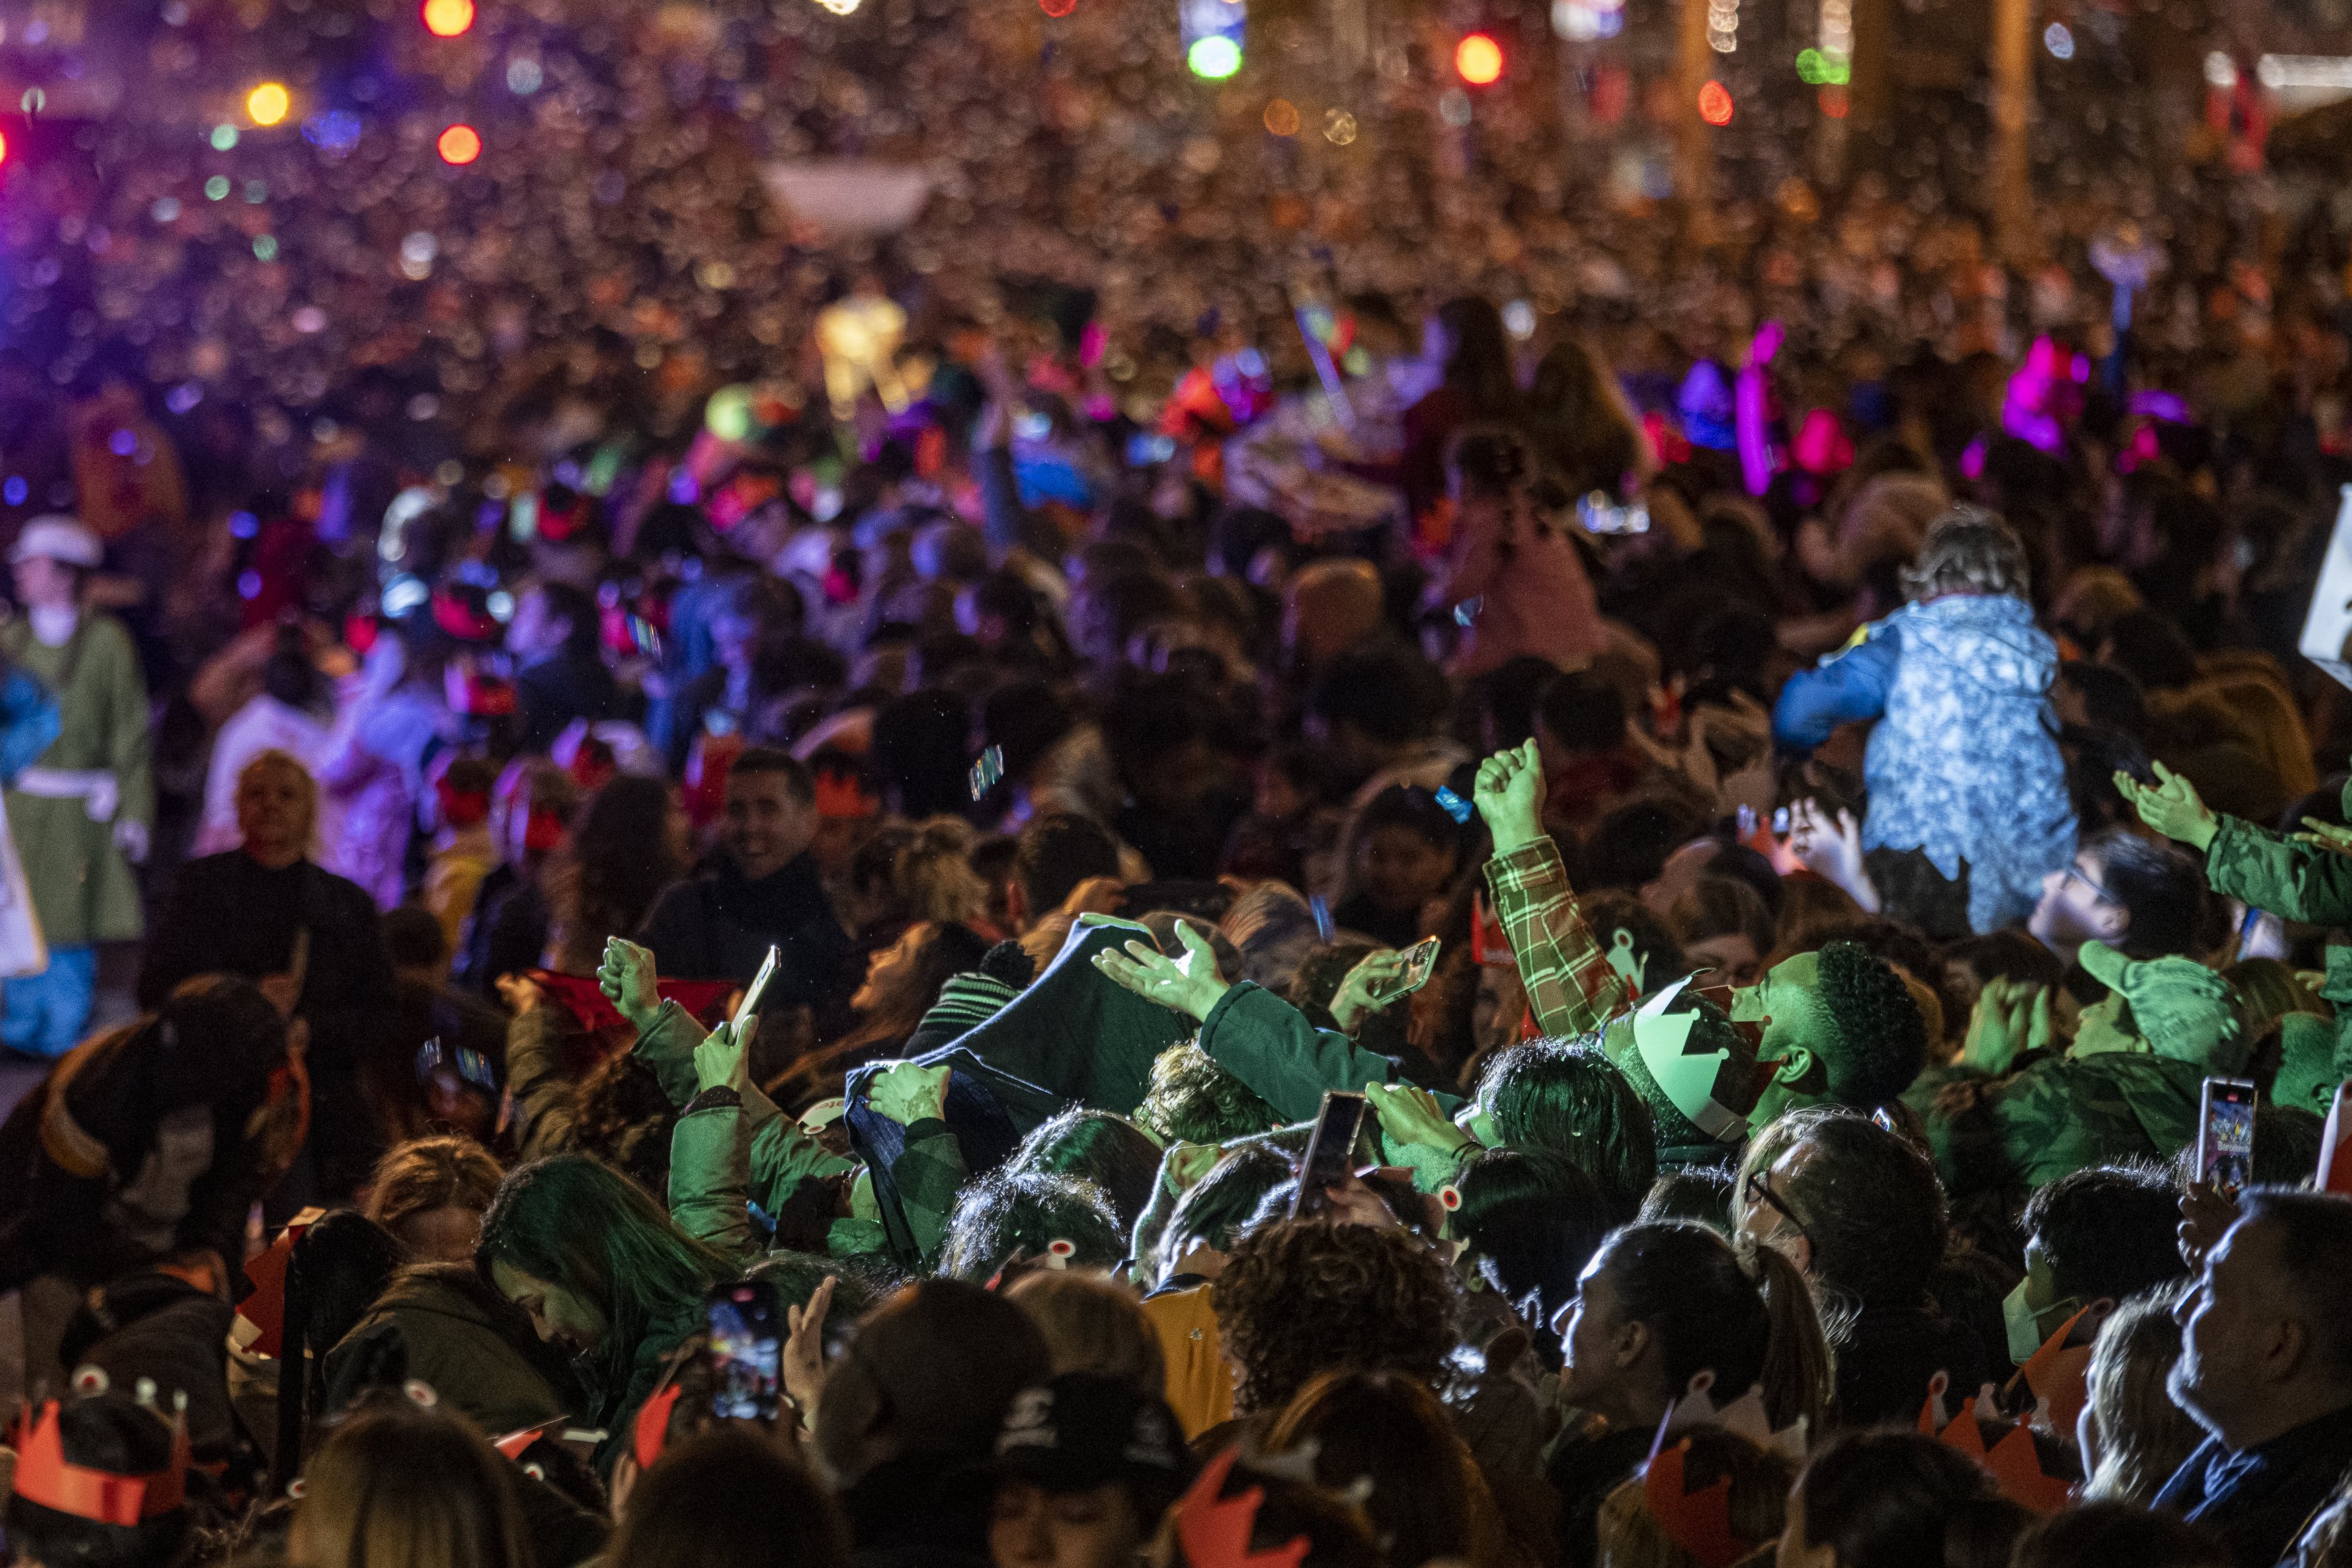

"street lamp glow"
[1188,35,1242,77]
[247,82,291,126]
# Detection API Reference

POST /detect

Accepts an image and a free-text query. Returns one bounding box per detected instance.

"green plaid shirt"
[1481,837,1629,1039]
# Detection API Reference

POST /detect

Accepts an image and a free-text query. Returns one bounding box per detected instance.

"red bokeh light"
[421,0,474,36]
[1699,80,1734,125]
[1038,0,1077,17]
[1818,85,1849,118]
[1455,34,1504,85]
[437,124,483,165]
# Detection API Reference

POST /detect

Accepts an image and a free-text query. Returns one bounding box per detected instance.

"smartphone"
[735,945,782,1029]
[1290,1091,1370,1218]
[2197,1077,2258,1198]
[706,1280,782,1421]
[1370,937,1441,1005]
[1578,490,1651,535]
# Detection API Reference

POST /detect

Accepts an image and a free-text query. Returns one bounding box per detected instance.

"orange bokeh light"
[421,0,474,35]
[1455,34,1504,85]
[438,124,483,164]
[1699,80,1734,124]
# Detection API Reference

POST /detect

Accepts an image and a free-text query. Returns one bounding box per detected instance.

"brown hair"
[364,1136,503,1237]
[286,1397,527,1568]
[604,1426,850,1568]
[1004,1270,1168,1397]
[1266,1370,1515,1568]
[1215,1221,1460,1415]
[1902,505,2031,601]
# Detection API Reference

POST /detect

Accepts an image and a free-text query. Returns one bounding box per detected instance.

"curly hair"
[570,1053,680,1197]
[1475,1037,1657,1220]
[1215,1220,1461,1415]
[1815,940,1929,1108]
[936,1169,1127,1283]
[1134,1039,1280,1147]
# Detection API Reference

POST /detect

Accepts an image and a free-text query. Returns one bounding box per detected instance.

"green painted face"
[1732,952,1832,1128]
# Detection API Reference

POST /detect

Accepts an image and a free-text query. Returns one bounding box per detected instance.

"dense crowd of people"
[0,5,2350,1567]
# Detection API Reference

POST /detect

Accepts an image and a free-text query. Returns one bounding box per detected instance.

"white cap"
[10,516,102,569]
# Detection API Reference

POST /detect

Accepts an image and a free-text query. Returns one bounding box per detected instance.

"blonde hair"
[364,1136,503,1236]
[286,1397,527,1568]
[1004,1270,1167,1397]
[893,817,988,924]
[2082,1285,2205,1507]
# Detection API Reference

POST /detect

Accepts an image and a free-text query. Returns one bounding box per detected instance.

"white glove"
[82,774,118,824]
[113,818,149,865]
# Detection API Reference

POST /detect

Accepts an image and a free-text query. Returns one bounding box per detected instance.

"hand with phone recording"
[2178,1179,2240,1270]
[693,1015,755,1096]
[1362,1080,1472,1158]
[1329,949,1410,1035]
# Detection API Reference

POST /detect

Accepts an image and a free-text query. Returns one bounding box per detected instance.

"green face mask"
[2002,1276,2078,1365]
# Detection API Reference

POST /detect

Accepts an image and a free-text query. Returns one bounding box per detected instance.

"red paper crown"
[1643,1439,1746,1568]
[634,1380,684,1471]
[233,1207,325,1360]
[11,1399,190,1526]
[814,772,881,819]
[1918,1374,2071,1512]
[526,971,737,1034]
[1174,1449,1309,1568]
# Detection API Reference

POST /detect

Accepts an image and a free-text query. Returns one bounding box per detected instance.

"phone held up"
[1290,1091,1370,1219]
[2197,1077,2257,1199]
[1369,936,1441,1006]
[706,1280,782,1422]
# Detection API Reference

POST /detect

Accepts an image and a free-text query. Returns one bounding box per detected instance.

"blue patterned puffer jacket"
[1859,593,2076,933]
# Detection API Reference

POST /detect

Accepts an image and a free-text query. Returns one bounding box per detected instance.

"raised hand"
[1473,738,1547,855]
[1959,976,2052,1077]
[2114,761,2218,852]
[1091,921,1229,1022]
[1785,798,1881,914]
[782,1275,835,1432]
[598,937,662,1034]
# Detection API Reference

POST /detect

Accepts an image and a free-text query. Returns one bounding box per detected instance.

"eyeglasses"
[2059,860,2117,905]
[1743,1169,1811,1249]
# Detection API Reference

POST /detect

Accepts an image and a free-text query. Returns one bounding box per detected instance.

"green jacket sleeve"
[99,618,154,829]
[745,1112,856,1215]
[668,1089,760,1264]
[506,1004,577,1159]
[631,999,708,1109]
[2205,817,2352,927]
[1196,981,1464,1126]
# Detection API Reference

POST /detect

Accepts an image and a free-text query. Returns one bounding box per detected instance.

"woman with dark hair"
[1523,337,1650,499]
[1780,1430,2029,1568]
[1266,1370,1515,1568]
[1008,1108,1164,1235]
[773,918,993,1106]
[1399,297,1520,526]
[476,1153,731,1476]
[607,1426,852,1568]
[542,773,684,975]
[1434,426,1608,679]
[4,1393,193,1568]
[1549,1221,1829,1568]
[1465,1037,1658,1220]
[1449,1148,1613,1358]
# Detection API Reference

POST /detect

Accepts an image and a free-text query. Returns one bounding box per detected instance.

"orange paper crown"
[1174,1449,1310,1568]
[11,1399,190,1526]
[1917,1372,2072,1512]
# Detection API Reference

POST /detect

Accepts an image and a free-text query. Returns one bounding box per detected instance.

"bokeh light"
[1324,108,1358,145]
[1455,34,1504,85]
[1699,79,1734,124]
[1038,0,1076,17]
[1263,97,1300,136]
[421,0,474,36]
[438,124,483,165]
[1188,36,1241,78]
[209,123,238,151]
[246,83,290,127]
[2043,21,2074,57]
